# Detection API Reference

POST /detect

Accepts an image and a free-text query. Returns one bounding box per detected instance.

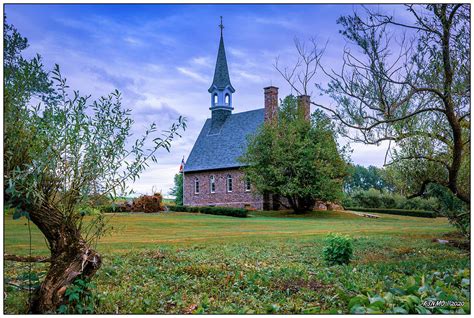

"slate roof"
[208,33,235,93]
[184,108,264,172]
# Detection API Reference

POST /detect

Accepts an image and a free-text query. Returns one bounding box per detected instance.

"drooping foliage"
[3,18,186,312]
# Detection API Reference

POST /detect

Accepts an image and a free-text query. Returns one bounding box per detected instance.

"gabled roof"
[208,33,235,93]
[184,108,264,172]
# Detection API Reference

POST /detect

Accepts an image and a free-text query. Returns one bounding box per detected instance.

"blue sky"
[6,4,405,195]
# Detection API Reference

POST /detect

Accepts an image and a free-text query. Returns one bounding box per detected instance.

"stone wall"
[183,168,264,209]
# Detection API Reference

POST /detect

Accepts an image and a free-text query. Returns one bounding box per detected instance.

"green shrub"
[427,184,470,237]
[98,203,129,213]
[348,268,470,314]
[346,207,436,218]
[346,189,440,211]
[398,196,439,211]
[88,194,111,207]
[167,205,247,218]
[76,205,101,216]
[322,233,353,265]
[57,278,97,314]
[167,205,187,212]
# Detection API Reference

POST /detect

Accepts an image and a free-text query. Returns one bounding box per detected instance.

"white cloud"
[8,4,400,196]
[176,66,208,84]
[255,17,298,30]
[233,69,263,83]
[123,36,144,47]
[191,56,213,68]
[228,47,247,58]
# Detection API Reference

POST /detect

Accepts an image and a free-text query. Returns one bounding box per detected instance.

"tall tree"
[276,5,469,210]
[170,173,183,206]
[344,165,394,193]
[240,95,348,213]
[4,20,186,312]
[4,17,55,178]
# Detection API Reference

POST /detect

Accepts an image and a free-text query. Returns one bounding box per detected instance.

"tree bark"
[24,202,102,313]
[29,240,101,313]
[438,4,469,204]
[287,195,316,214]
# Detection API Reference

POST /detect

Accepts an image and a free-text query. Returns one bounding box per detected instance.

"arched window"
[194,177,200,194]
[210,175,216,193]
[225,94,230,105]
[213,94,218,105]
[245,178,251,192]
[226,174,233,193]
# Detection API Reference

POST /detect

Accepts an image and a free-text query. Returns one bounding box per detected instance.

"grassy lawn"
[4,211,470,314]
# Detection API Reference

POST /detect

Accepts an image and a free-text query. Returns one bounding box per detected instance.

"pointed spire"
[219,16,224,37]
[208,16,235,93]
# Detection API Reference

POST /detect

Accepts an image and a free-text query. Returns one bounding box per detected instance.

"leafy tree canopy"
[3,17,186,312]
[344,164,394,193]
[240,95,348,213]
[170,173,183,206]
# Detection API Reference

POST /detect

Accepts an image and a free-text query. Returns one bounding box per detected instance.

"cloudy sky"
[6,4,406,196]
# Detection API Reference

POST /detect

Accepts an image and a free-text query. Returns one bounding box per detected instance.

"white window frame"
[225,94,230,104]
[245,178,251,192]
[226,174,233,193]
[213,94,218,105]
[194,177,200,194]
[210,175,216,193]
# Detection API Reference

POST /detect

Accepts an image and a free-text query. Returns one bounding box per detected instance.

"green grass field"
[4,211,470,314]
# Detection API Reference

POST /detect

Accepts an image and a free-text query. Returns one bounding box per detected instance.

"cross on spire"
[219,16,224,36]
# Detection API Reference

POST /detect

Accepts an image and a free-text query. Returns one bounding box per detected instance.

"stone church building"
[183,23,310,210]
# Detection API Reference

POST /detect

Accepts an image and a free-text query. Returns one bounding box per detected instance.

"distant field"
[4,210,453,255]
[4,211,469,314]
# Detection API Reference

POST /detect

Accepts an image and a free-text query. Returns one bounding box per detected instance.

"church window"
[245,178,251,192]
[225,94,230,104]
[210,175,216,193]
[213,94,218,105]
[194,177,200,194]
[226,174,233,192]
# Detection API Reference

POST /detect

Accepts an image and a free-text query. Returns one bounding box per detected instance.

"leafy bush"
[348,269,470,314]
[167,205,247,218]
[168,205,187,212]
[75,205,101,216]
[98,203,129,213]
[344,189,439,211]
[399,196,439,211]
[57,278,97,314]
[322,233,353,265]
[346,207,436,218]
[88,194,111,207]
[428,184,470,237]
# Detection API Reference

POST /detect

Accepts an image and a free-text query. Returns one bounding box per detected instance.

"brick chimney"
[264,86,278,123]
[297,95,311,121]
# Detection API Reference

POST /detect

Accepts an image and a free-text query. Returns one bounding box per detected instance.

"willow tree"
[276,5,470,225]
[4,21,186,312]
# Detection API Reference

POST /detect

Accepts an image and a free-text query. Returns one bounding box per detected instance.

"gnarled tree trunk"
[27,203,102,313]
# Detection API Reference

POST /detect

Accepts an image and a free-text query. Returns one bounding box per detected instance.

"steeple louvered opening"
[209,17,235,114]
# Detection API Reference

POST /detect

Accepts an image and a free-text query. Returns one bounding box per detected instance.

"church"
[183,20,310,210]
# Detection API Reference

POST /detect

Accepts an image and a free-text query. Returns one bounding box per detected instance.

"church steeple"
[209,16,235,112]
